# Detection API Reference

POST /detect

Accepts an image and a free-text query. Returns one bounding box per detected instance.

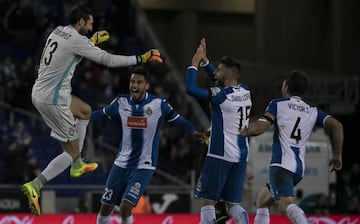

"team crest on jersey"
[87,39,94,47]
[127,116,148,129]
[68,126,75,136]
[145,107,153,115]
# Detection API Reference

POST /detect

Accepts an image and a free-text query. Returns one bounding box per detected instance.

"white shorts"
[32,97,78,142]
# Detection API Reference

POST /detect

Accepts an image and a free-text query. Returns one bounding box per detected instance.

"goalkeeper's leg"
[71,95,91,152]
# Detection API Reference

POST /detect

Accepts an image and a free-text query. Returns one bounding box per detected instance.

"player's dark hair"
[219,56,241,80]
[286,70,309,96]
[132,66,149,81]
[69,4,93,25]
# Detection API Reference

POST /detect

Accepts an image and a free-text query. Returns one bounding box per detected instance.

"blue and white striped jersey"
[186,65,252,163]
[97,93,186,170]
[265,96,329,176]
[207,85,252,162]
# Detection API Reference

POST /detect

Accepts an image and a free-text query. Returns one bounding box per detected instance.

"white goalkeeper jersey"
[32,25,137,106]
[265,96,329,176]
[207,85,252,163]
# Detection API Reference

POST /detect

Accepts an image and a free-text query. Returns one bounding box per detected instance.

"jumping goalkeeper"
[22,3,163,216]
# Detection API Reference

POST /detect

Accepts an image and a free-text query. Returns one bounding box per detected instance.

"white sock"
[41,152,72,181]
[286,203,308,224]
[121,215,134,224]
[76,119,89,152]
[32,174,47,190]
[200,205,216,224]
[228,205,249,224]
[254,208,270,224]
[72,157,82,168]
[96,214,110,224]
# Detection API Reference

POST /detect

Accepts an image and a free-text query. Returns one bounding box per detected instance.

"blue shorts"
[269,166,302,201]
[100,165,154,206]
[195,156,247,203]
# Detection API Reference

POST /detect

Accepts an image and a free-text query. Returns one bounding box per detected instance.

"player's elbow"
[326,117,343,132]
[185,85,195,96]
[334,121,343,132]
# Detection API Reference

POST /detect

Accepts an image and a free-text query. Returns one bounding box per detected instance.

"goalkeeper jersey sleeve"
[70,30,138,67]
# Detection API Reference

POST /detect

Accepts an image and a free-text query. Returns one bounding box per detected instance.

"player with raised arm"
[93,67,201,224]
[239,70,343,224]
[186,38,251,224]
[22,3,163,216]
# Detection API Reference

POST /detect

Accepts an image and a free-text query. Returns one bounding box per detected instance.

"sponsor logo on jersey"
[127,116,147,129]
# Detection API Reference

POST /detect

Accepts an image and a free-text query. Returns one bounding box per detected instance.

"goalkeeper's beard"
[79,27,90,35]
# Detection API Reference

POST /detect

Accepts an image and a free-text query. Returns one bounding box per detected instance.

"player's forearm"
[172,116,196,134]
[99,53,137,68]
[328,121,343,158]
[76,44,138,67]
[241,121,270,137]
[90,109,107,121]
[200,60,217,83]
[185,66,209,100]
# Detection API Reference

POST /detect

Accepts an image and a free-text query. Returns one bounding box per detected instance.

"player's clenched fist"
[90,30,110,45]
[137,49,163,64]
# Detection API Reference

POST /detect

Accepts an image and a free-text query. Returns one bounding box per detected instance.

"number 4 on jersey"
[291,117,301,143]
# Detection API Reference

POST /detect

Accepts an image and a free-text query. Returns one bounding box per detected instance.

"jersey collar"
[130,92,149,104]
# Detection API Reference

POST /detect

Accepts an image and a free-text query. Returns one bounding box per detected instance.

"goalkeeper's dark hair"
[285,70,309,96]
[132,66,150,82]
[69,3,93,25]
[219,56,241,80]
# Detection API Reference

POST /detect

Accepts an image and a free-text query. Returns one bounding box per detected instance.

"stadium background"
[0,0,359,223]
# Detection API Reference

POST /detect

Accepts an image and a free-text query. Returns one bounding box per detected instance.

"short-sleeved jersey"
[207,85,252,163]
[265,96,329,176]
[101,93,179,170]
[32,25,136,106]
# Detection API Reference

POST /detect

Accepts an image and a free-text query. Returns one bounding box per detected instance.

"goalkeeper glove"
[90,30,110,45]
[137,49,163,64]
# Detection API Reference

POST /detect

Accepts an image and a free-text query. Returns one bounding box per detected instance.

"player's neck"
[224,79,238,87]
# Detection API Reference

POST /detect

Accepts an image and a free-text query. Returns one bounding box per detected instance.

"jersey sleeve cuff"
[200,59,209,67]
[188,66,198,71]
[129,55,138,65]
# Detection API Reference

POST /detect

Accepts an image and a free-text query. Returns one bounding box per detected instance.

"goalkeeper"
[22,3,163,216]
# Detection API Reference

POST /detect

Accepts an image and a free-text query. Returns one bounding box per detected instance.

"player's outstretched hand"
[137,49,163,64]
[90,30,110,45]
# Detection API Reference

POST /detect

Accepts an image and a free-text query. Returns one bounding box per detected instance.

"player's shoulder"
[148,94,166,103]
[63,25,92,44]
[116,93,131,101]
[267,97,289,107]
[117,94,129,98]
[270,97,289,104]
[112,94,130,103]
[54,25,64,30]
[238,82,250,91]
